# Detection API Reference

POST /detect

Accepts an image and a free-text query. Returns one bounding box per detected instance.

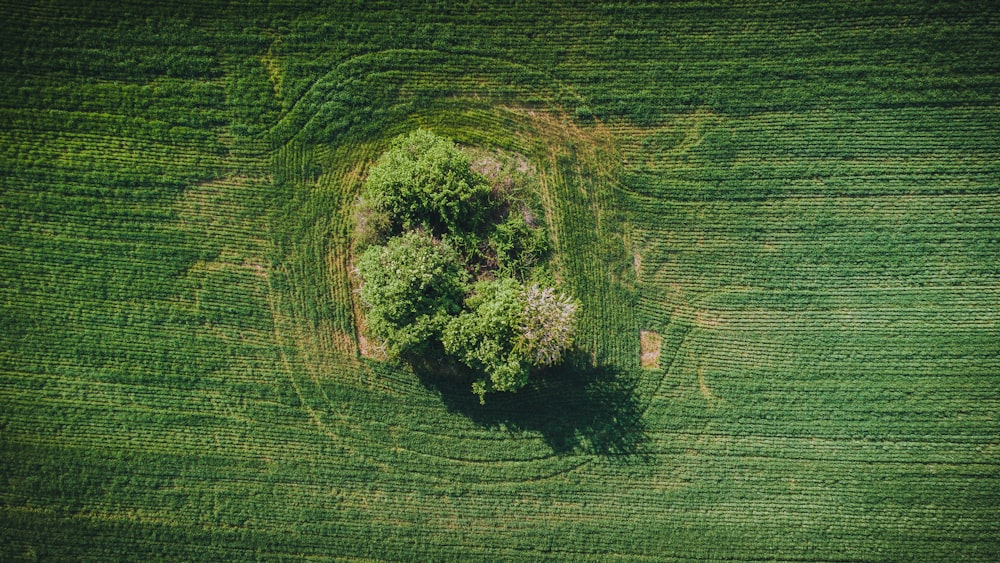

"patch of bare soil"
[640,330,662,368]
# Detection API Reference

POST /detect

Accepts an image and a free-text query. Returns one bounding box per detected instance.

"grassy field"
[1,0,998,560]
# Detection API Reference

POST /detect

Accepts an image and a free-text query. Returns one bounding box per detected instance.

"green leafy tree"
[356,231,467,358]
[362,129,493,236]
[443,278,530,403]
[443,278,577,403]
[489,213,550,279]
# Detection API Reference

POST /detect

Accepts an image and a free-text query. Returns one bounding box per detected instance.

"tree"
[443,278,530,403]
[443,278,577,403]
[362,129,494,236]
[518,285,577,367]
[356,231,467,358]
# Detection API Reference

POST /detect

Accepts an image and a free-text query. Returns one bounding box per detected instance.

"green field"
[2,1,998,560]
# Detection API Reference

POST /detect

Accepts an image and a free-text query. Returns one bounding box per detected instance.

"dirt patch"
[639,330,662,368]
[356,333,385,360]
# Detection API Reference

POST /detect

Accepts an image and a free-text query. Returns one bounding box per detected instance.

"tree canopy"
[362,129,494,236]
[443,278,530,401]
[443,278,577,404]
[356,231,467,358]
[354,129,577,402]
[518,284,577,367]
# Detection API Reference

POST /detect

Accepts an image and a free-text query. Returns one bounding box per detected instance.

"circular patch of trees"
[355,129,577,403]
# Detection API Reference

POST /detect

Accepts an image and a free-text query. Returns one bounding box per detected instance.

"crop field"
[1,0,998,560]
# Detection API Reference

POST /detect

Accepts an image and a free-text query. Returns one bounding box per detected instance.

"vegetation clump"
[362,129,493,236]
[356,231,467,359]
[356,129,576,402]
[443,278,531,397]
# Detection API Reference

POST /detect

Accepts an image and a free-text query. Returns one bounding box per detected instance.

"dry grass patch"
[640,330,662,368]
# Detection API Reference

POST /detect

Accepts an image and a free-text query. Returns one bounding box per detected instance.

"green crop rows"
[1,1,997,560]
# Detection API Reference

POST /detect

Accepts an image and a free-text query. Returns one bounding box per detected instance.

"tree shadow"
[413,349,650,461]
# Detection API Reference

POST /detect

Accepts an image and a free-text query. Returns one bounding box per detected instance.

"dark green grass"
[1,1,998,560]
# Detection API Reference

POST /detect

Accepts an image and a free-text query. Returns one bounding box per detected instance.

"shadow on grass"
[413,349,650,460]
